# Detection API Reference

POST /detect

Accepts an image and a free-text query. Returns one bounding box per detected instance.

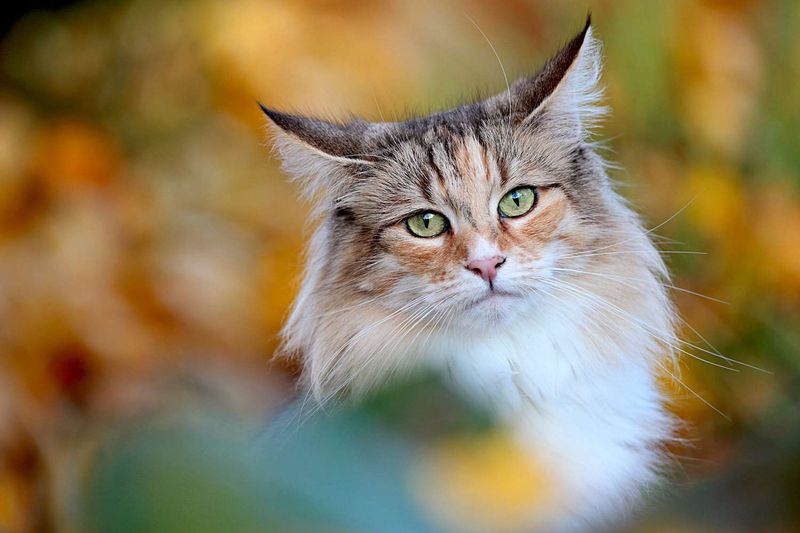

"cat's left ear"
[259,105,382,199]
[485,15,605,138]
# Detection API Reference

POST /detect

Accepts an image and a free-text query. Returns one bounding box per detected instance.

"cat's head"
[263,17,672,398]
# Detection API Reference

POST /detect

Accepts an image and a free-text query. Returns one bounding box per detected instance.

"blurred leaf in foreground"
[83,373,496,532]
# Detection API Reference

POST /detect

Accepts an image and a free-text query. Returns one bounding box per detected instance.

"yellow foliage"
[675,3,762,158]
[0,476,23,531]
[753,183,800,291]
[0,0,799,529]
[31,120,121,193]
[412,431,557,531]
[685,165,747,241]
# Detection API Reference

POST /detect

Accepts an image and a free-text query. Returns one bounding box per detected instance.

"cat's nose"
[466,255,506,284]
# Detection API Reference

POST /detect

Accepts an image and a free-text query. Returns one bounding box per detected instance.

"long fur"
[265,19,677,530]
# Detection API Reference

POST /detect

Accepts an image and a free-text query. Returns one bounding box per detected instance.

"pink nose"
[466,255,506,284]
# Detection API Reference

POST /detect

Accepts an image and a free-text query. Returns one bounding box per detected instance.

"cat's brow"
[411,162,434,203]
[495,145,511,187]
[425,146,446,189]
[460,205,477,227]
[479,141,491,182]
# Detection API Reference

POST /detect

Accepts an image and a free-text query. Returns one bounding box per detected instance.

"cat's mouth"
[463,289,522,310]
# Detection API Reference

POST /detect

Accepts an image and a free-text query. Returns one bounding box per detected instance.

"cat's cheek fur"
[381,228,460,286]
[498,188,570,254]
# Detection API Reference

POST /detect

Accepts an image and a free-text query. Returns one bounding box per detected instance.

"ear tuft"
[547,16,607,135]
[260,104,387,211]
[485,14,606,137]
[521,14,593,115]
[259,103,373,162]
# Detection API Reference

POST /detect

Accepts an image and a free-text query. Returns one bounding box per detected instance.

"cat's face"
[263,18,672,398]
[330,127,602,328]
[263,18,608,325]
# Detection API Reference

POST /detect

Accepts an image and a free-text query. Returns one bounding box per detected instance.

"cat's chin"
[456,290,528,326]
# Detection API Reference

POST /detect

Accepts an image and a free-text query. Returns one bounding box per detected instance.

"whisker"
[541,269,761,371]
[554,268,744,366]
[549,266,729,305]
[678,316,772,374]
[312,285,428,318]
[321,295,448,402]
[659,362,731,421]
[463,13,514,137]
[536,282,744,420]
[558,250,707,260]
[541,278,731,369]
[562,198,697,260]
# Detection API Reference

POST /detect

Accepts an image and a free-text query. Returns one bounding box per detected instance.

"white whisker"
[540,278,731,417]
[549,266,729,305]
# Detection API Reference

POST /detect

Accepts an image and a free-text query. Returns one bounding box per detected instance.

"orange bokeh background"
[1,0,799,530]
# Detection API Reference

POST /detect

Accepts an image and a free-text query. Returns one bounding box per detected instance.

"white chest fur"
[427,312,671,529]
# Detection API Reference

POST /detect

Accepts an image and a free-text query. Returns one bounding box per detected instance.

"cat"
[261,16,676,530]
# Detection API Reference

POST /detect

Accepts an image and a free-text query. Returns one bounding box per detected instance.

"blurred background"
[0,0,799,531]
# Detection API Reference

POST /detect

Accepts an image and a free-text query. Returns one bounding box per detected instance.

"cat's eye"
[405,212,449,238]
[498,186,537,218]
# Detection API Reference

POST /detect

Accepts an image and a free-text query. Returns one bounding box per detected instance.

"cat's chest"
[428,316,602,415]
[428,326,668,524]
[431,321,661,430]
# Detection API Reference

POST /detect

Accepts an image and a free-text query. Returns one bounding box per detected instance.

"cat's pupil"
[423,214,431,228]
[512,192,521,207]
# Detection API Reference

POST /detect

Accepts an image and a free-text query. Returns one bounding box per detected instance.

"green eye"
[498,186,537,218]
[405,212,448,238]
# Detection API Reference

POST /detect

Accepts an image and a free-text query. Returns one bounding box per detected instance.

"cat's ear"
[486,15,604,137]
[260,105,378,199]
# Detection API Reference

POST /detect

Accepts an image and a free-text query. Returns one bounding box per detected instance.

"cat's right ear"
[483,15,604,139]
[259,104,377,199]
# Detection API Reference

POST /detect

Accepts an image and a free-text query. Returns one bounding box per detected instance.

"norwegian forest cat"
[261,17,676,530]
